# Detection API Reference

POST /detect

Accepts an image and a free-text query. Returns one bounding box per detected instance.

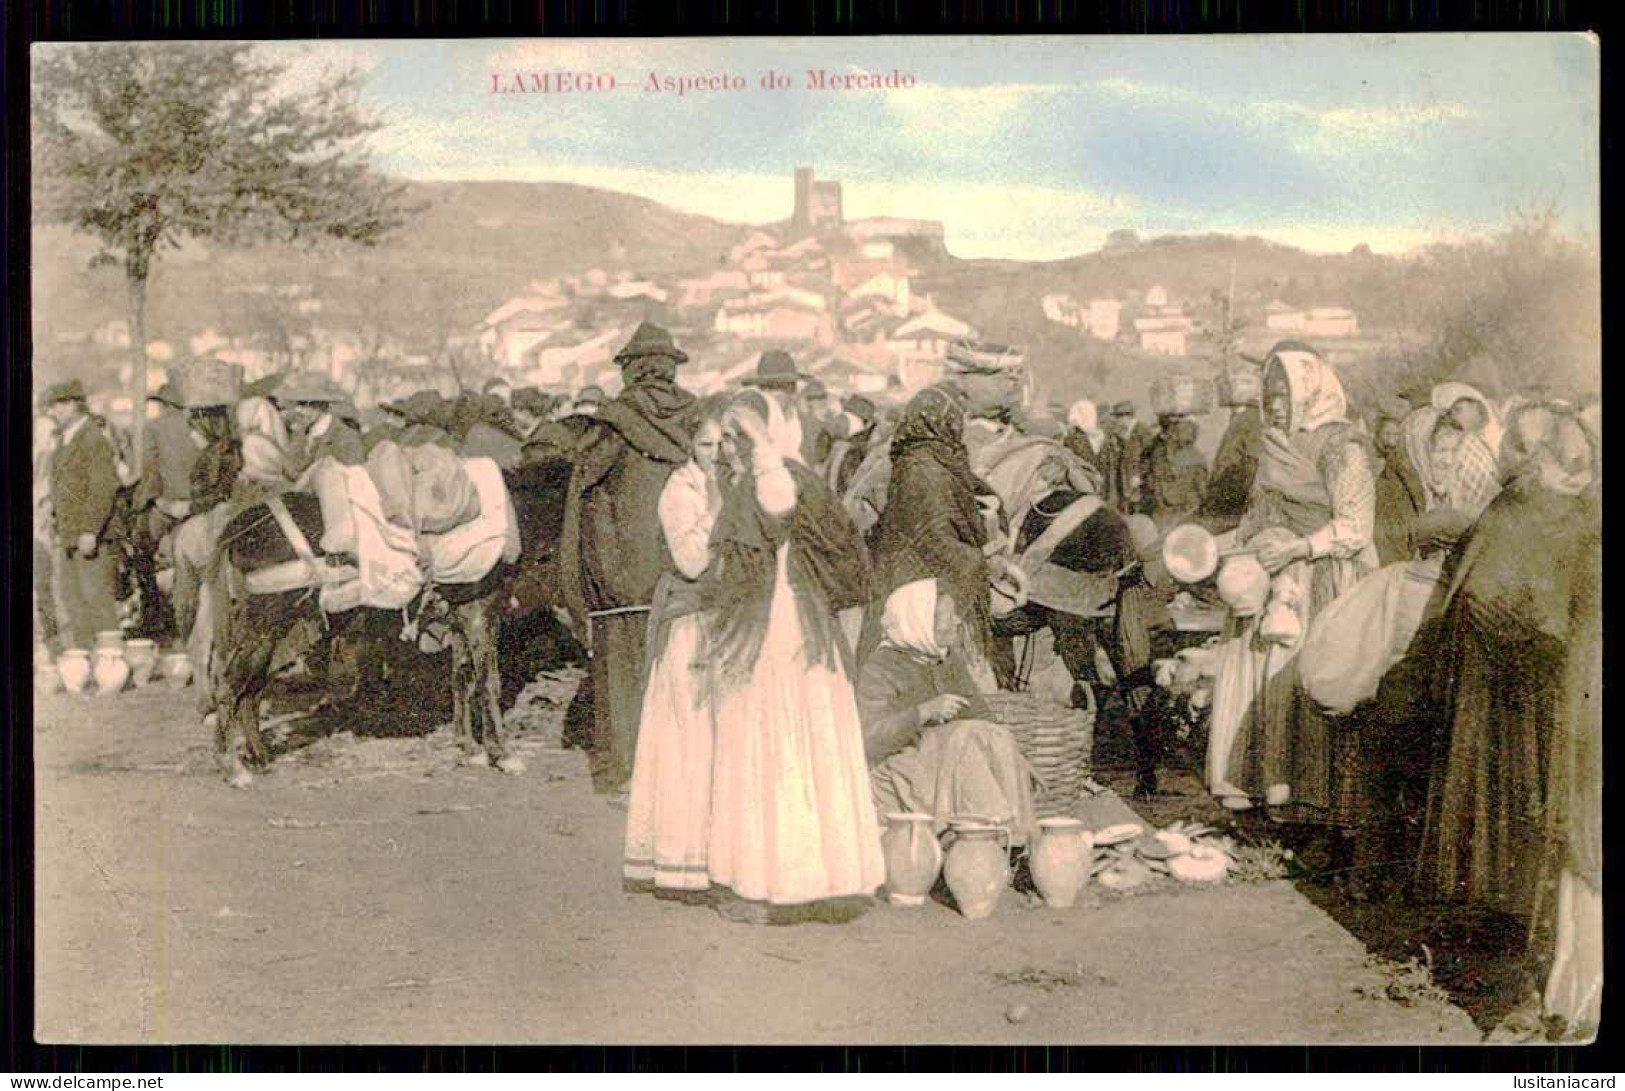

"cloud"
[1247,100,1477,157]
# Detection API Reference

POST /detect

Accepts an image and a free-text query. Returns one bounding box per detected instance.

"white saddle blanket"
[310,457,521,613]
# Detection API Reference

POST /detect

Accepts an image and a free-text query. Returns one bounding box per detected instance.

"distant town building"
[1135,314,1193,356]
[793,166,844,233]
[1085,298,1122,340]
[480,294,573,369]
[845,217,945,243]
[1304,306,1358,338]
[1144,285,1170,309]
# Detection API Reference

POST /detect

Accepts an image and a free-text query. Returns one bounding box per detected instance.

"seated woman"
[858,578,1037,848]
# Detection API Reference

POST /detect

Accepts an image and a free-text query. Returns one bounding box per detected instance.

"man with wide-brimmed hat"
[280,372,364,483]
[559,321,696,794]
[741,350,827,465]
[40,379,123,648]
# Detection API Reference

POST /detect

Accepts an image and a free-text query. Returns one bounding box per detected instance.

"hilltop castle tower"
[792,166,843,233]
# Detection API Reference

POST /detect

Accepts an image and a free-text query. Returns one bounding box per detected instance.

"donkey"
[205,459,573,787]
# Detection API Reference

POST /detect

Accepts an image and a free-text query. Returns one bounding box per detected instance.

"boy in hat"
[41,379,123,648]
[559,322,696,794]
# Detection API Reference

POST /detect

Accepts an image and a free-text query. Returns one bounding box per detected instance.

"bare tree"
[32,42,414,471]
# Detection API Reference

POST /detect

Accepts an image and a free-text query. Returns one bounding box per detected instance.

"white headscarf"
[235,396,290,484]
[1270,349,1349,434]
[1431,381,1504,458]
[1066,399,1106,451]
[880,578,947,663]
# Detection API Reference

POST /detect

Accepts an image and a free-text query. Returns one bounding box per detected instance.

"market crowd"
[33,323,1601,1037]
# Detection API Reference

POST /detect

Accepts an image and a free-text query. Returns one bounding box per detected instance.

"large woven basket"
[980,690,1095,820]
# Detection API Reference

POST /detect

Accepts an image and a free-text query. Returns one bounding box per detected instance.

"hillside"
[32,181,751,369]
[31,179,1597,408]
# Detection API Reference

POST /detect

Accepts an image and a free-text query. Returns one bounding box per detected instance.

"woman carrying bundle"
[1207,343,1377,830]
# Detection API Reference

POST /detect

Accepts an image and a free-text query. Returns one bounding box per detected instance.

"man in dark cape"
[559,323,696,793]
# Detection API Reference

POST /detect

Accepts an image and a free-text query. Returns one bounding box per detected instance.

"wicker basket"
[1150,375,1216,417]
[980,690,1095,820]
[174,359,244,409]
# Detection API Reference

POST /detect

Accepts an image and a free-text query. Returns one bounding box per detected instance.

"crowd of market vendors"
[33,326,1601,1036]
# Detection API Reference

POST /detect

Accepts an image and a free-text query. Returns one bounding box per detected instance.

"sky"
[256,35,1598,261]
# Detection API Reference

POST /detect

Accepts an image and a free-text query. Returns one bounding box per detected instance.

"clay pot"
[93,647,130,695]
[1029,817,1094,909]
[57,649,92,694]
[881,812,943,907]
[160,653,193,689]
[942,821,1010,920]
[36,652,61,694]
[94,629,126,653]
[124,639,158,687]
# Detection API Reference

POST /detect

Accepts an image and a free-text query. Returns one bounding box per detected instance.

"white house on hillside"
[1135,314,1192,356]
[1085,298,1122,340]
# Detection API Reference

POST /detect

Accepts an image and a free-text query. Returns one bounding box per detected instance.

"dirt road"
[33,675,1480,1045]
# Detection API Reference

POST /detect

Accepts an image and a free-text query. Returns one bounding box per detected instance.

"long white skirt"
[1543,869,1603,1038]
[707,546,886,905]
[622,613,714,891]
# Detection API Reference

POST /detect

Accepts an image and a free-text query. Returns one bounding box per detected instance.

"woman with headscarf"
[1430,382,1504,501]
[704,389,883,924]
[1414,406,1598,990]
[858,578,1038,848]
[622,397,728,899]
[864,385,1022,690]
[235,395,291,499]
[1212,343,1377,826]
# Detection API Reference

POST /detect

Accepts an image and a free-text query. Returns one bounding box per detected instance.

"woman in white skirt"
[704,390,885,924]
[622,397,728,899]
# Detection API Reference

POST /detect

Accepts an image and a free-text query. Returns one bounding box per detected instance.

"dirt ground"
[33,664,1486,1046]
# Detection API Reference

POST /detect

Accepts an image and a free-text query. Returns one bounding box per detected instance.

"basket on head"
[174,359,244,409]
[1150,375,1217,417]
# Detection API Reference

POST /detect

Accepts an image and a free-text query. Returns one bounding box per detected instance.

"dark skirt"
[1413,600,1565,921]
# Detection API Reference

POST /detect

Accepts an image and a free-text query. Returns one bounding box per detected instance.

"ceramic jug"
[942,821,1010,920]
[1030,817,1094,908]
[161,653,193,689]
[124,639,158,687]
[881,812,943,907]
[93,647,131,695]
[36,647,61,694]
[57,649,92,694]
